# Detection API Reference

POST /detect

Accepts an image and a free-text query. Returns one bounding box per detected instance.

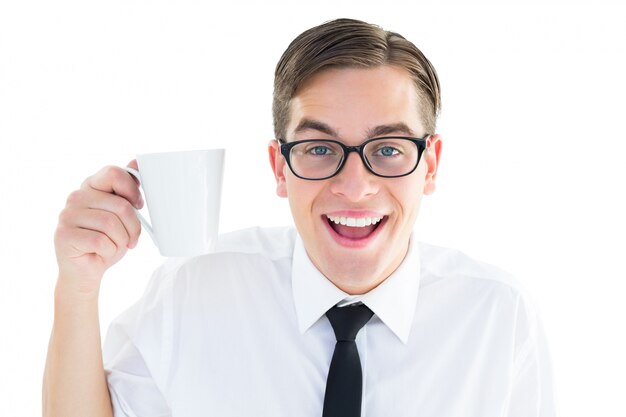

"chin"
[321,249,389,288]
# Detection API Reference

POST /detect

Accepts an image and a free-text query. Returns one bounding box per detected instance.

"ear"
[268,140,288,198]
[423,134,442,195]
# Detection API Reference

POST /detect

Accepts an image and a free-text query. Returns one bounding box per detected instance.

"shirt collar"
[291,233,421,344]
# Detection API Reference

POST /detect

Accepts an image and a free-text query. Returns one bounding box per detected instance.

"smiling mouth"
[325,215,386,239]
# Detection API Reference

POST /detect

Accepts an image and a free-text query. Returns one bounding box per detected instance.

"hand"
[54,161,143,296]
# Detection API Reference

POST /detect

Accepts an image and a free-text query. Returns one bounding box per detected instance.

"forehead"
[287,65,424,140]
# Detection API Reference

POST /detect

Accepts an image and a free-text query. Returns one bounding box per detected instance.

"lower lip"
[322,216,387,249]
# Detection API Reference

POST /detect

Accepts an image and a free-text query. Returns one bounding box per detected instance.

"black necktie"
[322,303,374,417]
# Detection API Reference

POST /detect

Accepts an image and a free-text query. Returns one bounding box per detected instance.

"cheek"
[390,175,426,218]
[286,177,323,218]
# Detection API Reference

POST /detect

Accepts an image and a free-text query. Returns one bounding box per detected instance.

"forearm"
[43,278,113,417]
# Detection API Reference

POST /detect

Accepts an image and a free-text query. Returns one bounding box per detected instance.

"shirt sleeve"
[504,291,558,417]
[105,341,171,417]
[103,261,180,417]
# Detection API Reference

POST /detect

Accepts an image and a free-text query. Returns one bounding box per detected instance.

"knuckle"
[53,225,70,243]
[92,165,124,188]
[91,233,111,253]
[99,212,118,230]
[57,208,74,225]
[118,201,135,218]
[102,165,120,178]
[66,190,83,206]
[80,176,93,189]
[110,166,129,183]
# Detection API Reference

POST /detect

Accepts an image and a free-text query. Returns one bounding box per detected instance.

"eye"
[375,146,400,157]
[305,144,336,156]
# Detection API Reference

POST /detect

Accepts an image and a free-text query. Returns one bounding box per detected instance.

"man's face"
[269,65,442,294]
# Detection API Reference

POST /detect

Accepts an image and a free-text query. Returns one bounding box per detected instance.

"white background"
[1,1,625,416]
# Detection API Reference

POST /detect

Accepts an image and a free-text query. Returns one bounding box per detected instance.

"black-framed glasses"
[279,135,429,180]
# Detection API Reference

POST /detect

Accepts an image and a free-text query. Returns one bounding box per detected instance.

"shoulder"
[110,226,296,331]
[414,242,552,390]
[213,225,297,260]
[416,240,544,347]
[144,226,296,294]
[418,241,526,296]
[416,240,544,336]
[105,227,297,370]
[416,241,539,323]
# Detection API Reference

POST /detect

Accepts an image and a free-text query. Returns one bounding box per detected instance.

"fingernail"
[137,195,144,208]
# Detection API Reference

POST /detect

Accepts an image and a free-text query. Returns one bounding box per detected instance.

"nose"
[328,151,379,201]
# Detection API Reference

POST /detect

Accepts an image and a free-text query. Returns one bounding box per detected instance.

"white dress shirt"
[103,226,556,417]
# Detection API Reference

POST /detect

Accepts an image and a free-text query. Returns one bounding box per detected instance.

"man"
[43,18,556,417]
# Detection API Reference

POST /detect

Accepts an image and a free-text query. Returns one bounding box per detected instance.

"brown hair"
[273,18,441,140]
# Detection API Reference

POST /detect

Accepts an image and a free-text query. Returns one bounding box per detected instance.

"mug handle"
[123,167,158,247]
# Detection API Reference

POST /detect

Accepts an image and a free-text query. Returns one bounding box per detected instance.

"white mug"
[124,149,225,257]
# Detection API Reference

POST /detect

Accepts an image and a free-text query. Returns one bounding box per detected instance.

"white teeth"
[326,215,384,227]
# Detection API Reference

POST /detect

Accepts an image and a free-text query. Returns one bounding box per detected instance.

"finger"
[82,166,143,209]
[61,207,131,253]
[64,188,142,248]
[127,159,139,170]
[78,188,142,248]
[56,226,118,260]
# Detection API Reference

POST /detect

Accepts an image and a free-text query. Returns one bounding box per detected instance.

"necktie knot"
[326,303,374,342]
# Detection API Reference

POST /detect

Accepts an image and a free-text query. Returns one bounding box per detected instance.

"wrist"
[55,273,101,304]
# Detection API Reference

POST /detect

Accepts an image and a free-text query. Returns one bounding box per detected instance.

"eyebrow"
[365,123,417,138]
[292,118,417,139]
[293,119,339,137]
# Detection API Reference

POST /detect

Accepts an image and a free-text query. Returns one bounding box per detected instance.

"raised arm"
[43,162,143,417]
